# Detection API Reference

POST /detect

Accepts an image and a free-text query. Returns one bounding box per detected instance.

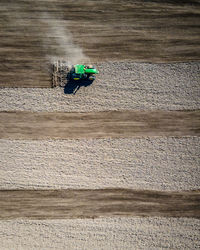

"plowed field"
[0,1,200,249]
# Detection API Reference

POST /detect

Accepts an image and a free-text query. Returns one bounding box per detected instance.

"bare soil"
[0,0,200,87]
[0,110,199,139]
[0,189,200,219]
[0,218,200,249]
[0,1,200,247]
[1,137,199,191]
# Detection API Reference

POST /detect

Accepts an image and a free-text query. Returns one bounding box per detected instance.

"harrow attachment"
[52,60,70,88]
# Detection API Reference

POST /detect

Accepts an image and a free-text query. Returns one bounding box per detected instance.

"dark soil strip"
[0,189,199,219]
[0,110,199,139]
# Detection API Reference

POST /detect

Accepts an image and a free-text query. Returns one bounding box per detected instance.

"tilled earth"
[1,218,199,249]
[1,137,199,191]
[0,0,200,249]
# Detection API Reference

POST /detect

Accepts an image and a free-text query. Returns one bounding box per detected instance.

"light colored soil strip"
[0,189,199,219]
[0,137,199,191]
[1,217,200,249]
[0,110,199,139]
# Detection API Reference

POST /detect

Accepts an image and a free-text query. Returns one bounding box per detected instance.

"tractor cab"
[71,64,84,80]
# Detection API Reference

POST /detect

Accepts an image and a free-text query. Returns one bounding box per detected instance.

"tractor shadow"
[64,78,93,95]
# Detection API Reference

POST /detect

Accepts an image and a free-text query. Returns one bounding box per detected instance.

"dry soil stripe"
[0,189,199,219]
[0,110,199,139]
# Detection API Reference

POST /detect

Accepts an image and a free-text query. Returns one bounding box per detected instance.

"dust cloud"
[41,14,90,66]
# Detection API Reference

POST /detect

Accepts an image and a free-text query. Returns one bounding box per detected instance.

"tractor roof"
[74,64,99,75]
[74,64,85,74]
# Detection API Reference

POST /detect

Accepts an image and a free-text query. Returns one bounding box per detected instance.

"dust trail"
[41,14,90,66]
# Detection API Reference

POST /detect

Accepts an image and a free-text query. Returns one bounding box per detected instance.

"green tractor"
[52,61,99,87]
[70,64,99,81]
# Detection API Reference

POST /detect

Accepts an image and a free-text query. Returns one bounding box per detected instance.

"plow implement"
[52,60,70,88]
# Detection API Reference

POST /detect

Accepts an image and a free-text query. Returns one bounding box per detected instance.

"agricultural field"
[0,0,200,249]
[0,0,200,87]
